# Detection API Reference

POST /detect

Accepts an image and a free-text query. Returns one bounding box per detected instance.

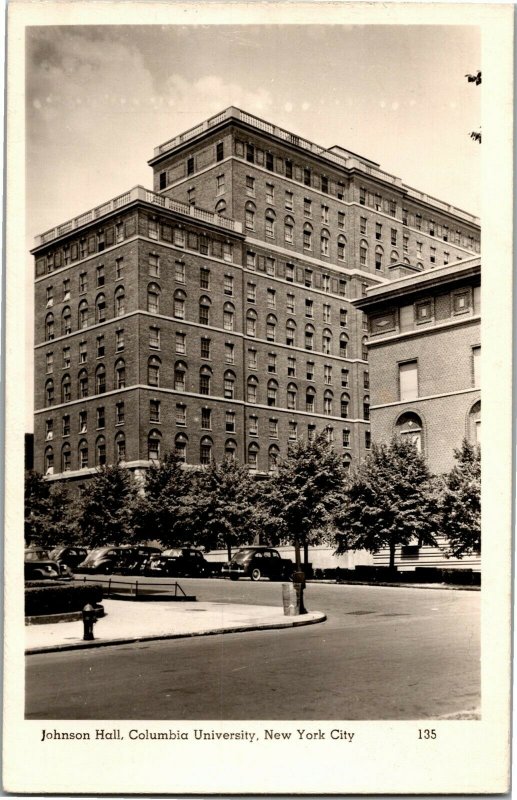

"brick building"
[353,256,481,570]
[32,107,480,482]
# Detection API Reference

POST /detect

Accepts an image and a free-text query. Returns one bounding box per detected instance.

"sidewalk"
[25,599,326,655]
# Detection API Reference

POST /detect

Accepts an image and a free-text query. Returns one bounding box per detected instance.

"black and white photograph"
[3,1,513,795]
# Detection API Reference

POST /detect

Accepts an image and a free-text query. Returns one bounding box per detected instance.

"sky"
[25,24,481,429]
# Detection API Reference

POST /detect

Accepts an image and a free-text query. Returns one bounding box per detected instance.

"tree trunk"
[389,541,396,571]
[303,541,309,570]
[227,543,232,561]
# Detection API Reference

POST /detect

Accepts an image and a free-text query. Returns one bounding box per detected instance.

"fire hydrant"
[82,604,97,641]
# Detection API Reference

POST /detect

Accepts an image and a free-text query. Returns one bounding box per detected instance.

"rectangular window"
[306,361,314,380]
[307,424,316,442]
[285,159,293,178]
[365,430,371,449]
[266,183,275,204]
[225,343,235,364]
[343,429,350,448]
[267,353,277,373]
[150,326,160,349]
[62,415,70,437]
[321,205,329,224]
[287,356,296,377]
[199,374,210,395]
[322,275,330,293]
[430,247,436,264]
[248,349,257,370]
[62,279,70,301]
[303,168,311,186]
[403,235,409,253]
[176,404,187,426]
[265,214,275,238]
[285,263,294,282]
[46,352,53,373]
[79,272,87,293]
[389,200,396,217]
[444,251,450,265]
[246,176,255,196]
[97,407,105,429]
[391,229,397,246]
[246,250,256,270]
[247,282,256,304]
[150,400,160,423]
[96,336,104,358]
[304,269,313,288]
[360,187,366,205]
[453,291,470,314]
[116,402,125,425]
[222,243,232,263]
[415,214,422,230]
[267,289,276,309]
[324,365,332,385]
[249,416,258,436]
[150,219,160,240]
[173,260,185,283]
[200,337,211,359]
[402,209,408,226]
[360,246,367,267]
[304,198,312,217]
[323,304,331,323]
[360,217,367,235]
[305,299,313,318]
[288,421,298,440]
[225,411,235,433]
[200,267,210,289]
[175,332,186,354]
[266,152,274,171]
[266,257,276,276]
[96,265,104,287]
[341,369,349,388]
[339,279,347,297]
[45,419,53,441]
[321,176,329,194]
[269,419,278,438]
[285,191,293,210]
[216,174,225,195]
[376,223,382,240]
[472,346,481,387]
[286,293,295,314]
[399,360,418,400]
[149,254,160,277]
[79,411,87,433]
[79,341,87,363]
[116,329,124,352]
[216,142,224,162]
[246,143,255,163]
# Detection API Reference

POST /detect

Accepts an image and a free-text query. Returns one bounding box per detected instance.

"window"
[306,361,315,381]
[303,168,311,186]
[249,415,258,436]
[61,307,72,336]
[389,200,396,217]
[95,265,105,288]
[45,419,53,441]
[324,391,333,415]
[96,364,106,394]
[247,282,256,304]
[246,309,257,337]
[305,325,314,350]
[96,406,105,429]
[266,314,277,342]
[245,202,255,231]
[266,183,275,204]
[360,217,367,235]
[286,293,295,314]
[246,175,255,196]
[79,411,87,434]
[45,313,55,341]
[285,159,292,178]
[159,171,167,190]
[199,366,212,395]
[399,361,418,400]
[148,431,161,461]
[429,220,435,236]
[78,370,88,398]
[224,371,235,399]
[149,254,160,277]
[201,408,212,430]
[224,342,235,365]
[340,394,349,418]
[359,187,366,205]
[176,404,187,426]
[187,157,194,175]
[79,240,87,259]
[96,436,106,467]
[199,337,211,360]
[287,383,297,410]
[363,371,370,390]
[247,375,258,403]
[62,279,70,301]
[175,261,185,282]
[149,327,161,350]
[62,422,71,447]
[267,289,276,309]
[199,237,209,255]
[365,430,372,449]
[472,346,481,387]
[246,143,255,163]
[287,356,296,377]
[149,399,160,423]
[307,423,316,442]
[115,433,126,463]
[248,348,257,370]
[402,209,408,226]
[415,299,433,323]
[286,318,296,347]
[46,352,53,374]
[325,426,334,444]
[175,434,187,463]
[147,283,160,314]
[324,365,332,385]
[285,263,294,282]
[343,429,350,448]
[115,359,126,389]
[360,241,368,267]
[320,229,330,257]
[453,291,470,314]
[269,418,278,439]
[403,235,409,253]
[288,420,298,441]
[64,246,71,265]
[63,347,72,369]
[223,302,235,331]
[363,396,370,420]
[200,437,213,465]
[362,336,368,360]
[306,388,316,413]
[322,329,332,355]
[284,216,294,243]
[337,236,346,262]
[199,296,211,325]
[444,251,450,265]
[375,246,383,271]
[225,411,235,433]
[174,227,185,248]
[265,210,276,239]
[390,229,398,247]
[79,341,87,364]
[223,274,234,296]
[340,335,349,358]
[285,191,293,210]
[265,257,275,276]
[216,142,224,162]
[323,304,331,323]
[267,352,277,374]
[216,174,225,195]
[148,357,160,387]
[267,380,278,407]
[304,269,313,288]
[79,272,87,293]
[45,447,54,475]
[114,287,125,317]
[430,247,437,264]
[341,369,349,388]
[303,226,312,251]
[116,402,125,425]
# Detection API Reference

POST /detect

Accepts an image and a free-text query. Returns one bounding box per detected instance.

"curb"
[25,612,327,655]
[306,580,480,591]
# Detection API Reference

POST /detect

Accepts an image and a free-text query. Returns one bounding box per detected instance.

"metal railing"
[78,574,189,599]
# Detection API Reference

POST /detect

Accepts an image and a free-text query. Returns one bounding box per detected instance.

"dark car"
[145,548,211,578]
[112,546,162,575]
[49,546,89,571]
[221,546,294,582]
[24,548,72,581]
[75,546,134,574]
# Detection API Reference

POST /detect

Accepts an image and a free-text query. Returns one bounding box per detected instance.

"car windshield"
[162,549,182,557]
[232,549,256,564]
[83,548,110,562]
[24,550,49,561]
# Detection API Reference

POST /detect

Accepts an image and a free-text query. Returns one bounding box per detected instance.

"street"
[26,579,480,720]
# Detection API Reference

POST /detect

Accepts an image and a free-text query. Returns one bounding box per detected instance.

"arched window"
[114,286,125,316]
[417,262,424,270]
[320,228,330,257]
[324,390,333,415]
[96,435,106,467]
[61,307,72,336]
[95,293,106,324]
[267,379,278,407]
[360,239,368,267]
[390,250,399,264]
[362,336,368,361]
[215,199,226,216]
[61,374,71,403]
[45,379,54,406]
[45,313,55,341]
[115,432,126,463]
[174,360,187,391]
[223,302,235,332]
[284,215,294,244]
[96,364,106,394]
[200,436,213,465]
[199,295,211,326]
[173,289,186,319]
[325,425,334,443]
[148,429,162,461]
[287,382,297,410]
[61,443,71,472]
[266,314,277,342]
[337,235,347,261]
[78,439,88,469]
[115,358,126,389]
[395,412,424,453]
[268,444,280,473]
[265,208,276,238]
[78,369,88,398]
[148,356,160,387]
[468,400,481,447]
[343,455,352,473]
[341,393,350,418]
[375,245,384,271]
[44,445,54,475]
[303,222,313,251]
[322,328,332,355]
[306,386,316,413]
[245,201,256,231]
[224,370,235,399]
[340,333,349,358]
[363,395,370,420]
[199,365,212,395]
[224,439,237,462]
[305,324,315,350]
[78,300,88,329]
[248,442,259,471]
[247,375,258,404]
[175,433,188,463]
[246,309,257,337]
[403,257,410,265]
[286,318,296,347]
[147,283,160,315]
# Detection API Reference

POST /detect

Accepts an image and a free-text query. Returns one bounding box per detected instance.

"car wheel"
[250,568,261,582]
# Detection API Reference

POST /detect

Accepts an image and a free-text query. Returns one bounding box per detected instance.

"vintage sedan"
[49,546,89,571]
[221,546,294,582]
[24,548,72,581]
[144,548,211,578]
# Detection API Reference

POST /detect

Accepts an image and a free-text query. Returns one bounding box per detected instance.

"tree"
[132,452,194,547]
[76,465,138,548]
[186,459,259,560]
[24,471,77,550]
[262,433,346,572]
[335,438,439,570]
[439,440,481,558]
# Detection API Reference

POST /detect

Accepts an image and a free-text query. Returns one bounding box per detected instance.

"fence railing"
[78,575,189,599]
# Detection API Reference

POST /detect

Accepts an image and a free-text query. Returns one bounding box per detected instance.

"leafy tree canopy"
[132,452,194,547]
[439,439,481,558]
[24,471,77,550]
[76,465,138,548]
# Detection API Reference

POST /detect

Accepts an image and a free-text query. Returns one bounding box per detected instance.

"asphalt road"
[26,579,480,720]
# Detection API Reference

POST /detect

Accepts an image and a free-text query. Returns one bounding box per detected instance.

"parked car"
[145,548,211,578]
[221,546,294,581]
[75,546,135,574]
[112,546,162,575]
[24,548,72,581]
[49,546,89,571]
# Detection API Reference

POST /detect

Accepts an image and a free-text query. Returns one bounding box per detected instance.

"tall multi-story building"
[32,107,480,482]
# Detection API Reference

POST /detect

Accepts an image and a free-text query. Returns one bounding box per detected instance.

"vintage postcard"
[3,1,513,795]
